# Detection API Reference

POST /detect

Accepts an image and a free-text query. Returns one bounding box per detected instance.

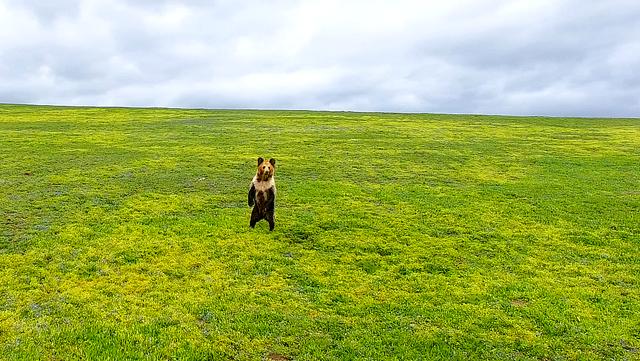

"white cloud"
[0,0,639,116]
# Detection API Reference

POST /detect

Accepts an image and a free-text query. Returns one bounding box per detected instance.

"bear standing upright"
[248,157,276,231]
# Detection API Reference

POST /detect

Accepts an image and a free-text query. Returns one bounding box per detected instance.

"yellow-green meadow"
[1,104,639,360]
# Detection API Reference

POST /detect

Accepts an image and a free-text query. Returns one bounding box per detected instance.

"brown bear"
[248,157,276,231]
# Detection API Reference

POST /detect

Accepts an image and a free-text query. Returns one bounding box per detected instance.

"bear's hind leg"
[266,211,275,231]
[250,207,261,228]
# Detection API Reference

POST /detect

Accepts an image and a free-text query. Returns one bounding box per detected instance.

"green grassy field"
[1,104,639,360]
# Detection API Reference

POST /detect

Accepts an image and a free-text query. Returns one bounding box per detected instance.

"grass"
[0,103,639,360]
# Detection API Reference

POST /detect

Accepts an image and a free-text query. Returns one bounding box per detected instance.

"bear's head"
[256,157,276,181]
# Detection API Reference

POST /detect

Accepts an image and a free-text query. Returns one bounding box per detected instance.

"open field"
[1,104,639,360]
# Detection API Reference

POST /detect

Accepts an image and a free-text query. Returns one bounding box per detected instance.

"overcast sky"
[1,0,639,117]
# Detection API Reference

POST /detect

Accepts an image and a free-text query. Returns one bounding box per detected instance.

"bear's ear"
[257,157,264,165]
[269,158,276,166]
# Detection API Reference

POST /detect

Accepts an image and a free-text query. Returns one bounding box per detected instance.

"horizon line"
[1,102,638,120]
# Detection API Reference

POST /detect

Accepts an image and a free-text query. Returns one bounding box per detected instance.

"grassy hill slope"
[1,104,639,360]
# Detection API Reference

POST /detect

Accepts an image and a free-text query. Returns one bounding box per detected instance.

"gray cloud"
[0,0,639,116]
